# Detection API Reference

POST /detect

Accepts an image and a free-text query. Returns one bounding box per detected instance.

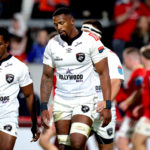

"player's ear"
[5,42,9,49]
[71,17,74,25]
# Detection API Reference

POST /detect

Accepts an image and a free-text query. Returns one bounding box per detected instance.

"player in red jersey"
[116,47,146,150]
[132,45,150,150]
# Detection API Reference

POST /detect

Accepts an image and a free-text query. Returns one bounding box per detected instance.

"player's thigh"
[0,121,18,150]
[98,143,114,150]
[132,132,147,146]
[0,131,16,150]
[92,104,116,146]
[53,95,72,134]
[132,117,150,145]
[70,114,93,148]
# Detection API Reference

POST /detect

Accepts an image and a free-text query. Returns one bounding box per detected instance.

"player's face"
[53,14,74,39]
[0,35,8,60]
[123,53,131,69]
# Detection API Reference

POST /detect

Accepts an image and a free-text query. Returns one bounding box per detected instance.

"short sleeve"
[19,64,32,87]
[89,35,108,64]
[43,41,55,68]
[108,51,124,80]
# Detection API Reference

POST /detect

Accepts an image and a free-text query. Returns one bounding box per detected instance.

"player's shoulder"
[82,31,100,42]
[11,56,28,69]
[48,35,60,45]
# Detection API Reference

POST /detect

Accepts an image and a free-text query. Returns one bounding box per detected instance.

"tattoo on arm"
[40,65,54,103]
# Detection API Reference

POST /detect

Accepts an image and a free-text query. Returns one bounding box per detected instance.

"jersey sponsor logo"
[0,96,9,103]
[81,105,90,113]
[95,86,101,92]
[4,124,12,132]
[6,74,14,83]
[59,68,83,82]
[66,48,72,53]
[118,65,123,75]
[59,74,83,81]
[88,32,100,41]
[5,63,13,67]
[54,56,63,61]
[74,42,82,47]
[107,128,113,136]
[76,53,85,62]
[98,46,104,53]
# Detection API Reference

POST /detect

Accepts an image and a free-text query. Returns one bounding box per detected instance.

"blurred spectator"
[127,16,150,49]
[8,13,27,38]
[9,36,27,63]
[139,0,150,21]
[31,0,70,18]
[21,0,35,20]
[27,28,50,63]
[112,0,143,62]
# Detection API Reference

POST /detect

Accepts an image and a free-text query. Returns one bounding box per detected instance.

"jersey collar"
[0,55,12,65]
[61,30,83,46]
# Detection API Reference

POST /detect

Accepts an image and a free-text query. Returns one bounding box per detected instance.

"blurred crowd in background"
[0,0,150,64]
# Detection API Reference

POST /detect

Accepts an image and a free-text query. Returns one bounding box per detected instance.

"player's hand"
[96,101,105,112]
[41,110,50,129]
[133,105,143,118]
[119,101,128,111]
[99,109,111,127]
[31,125,40,142]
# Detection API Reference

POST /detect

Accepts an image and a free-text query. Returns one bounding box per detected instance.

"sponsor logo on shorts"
[76,53,85,62]
[4,124,12,132]
[0,96,9,103]
[107,128,113,136]
[81,105,90,113]
[6,74,14,83]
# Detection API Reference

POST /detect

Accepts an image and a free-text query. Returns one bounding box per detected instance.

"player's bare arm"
[21,83,40,142]
[40,64,54,128]
[94,57,112,127]
[119,89,142,111]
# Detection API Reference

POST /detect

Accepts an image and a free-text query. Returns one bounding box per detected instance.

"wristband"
[40,102,48,112]
[105,100,111,109]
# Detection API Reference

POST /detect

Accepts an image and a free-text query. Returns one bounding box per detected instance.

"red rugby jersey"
[125,67,146,119]
[142,69,150,118]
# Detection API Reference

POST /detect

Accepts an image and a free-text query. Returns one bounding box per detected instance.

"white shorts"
[116,116,136,139]
[53,94,97,122]
[134,117,150,137]
[92,102,116,144]
[0,121,18,137]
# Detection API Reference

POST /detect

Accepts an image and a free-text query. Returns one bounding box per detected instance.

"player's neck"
[132,64,143,71]
[70,28,79,40]
[144,61,150,70]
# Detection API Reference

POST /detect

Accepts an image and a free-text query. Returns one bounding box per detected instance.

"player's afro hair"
[0,27,10,42]
[52,7,71,17]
